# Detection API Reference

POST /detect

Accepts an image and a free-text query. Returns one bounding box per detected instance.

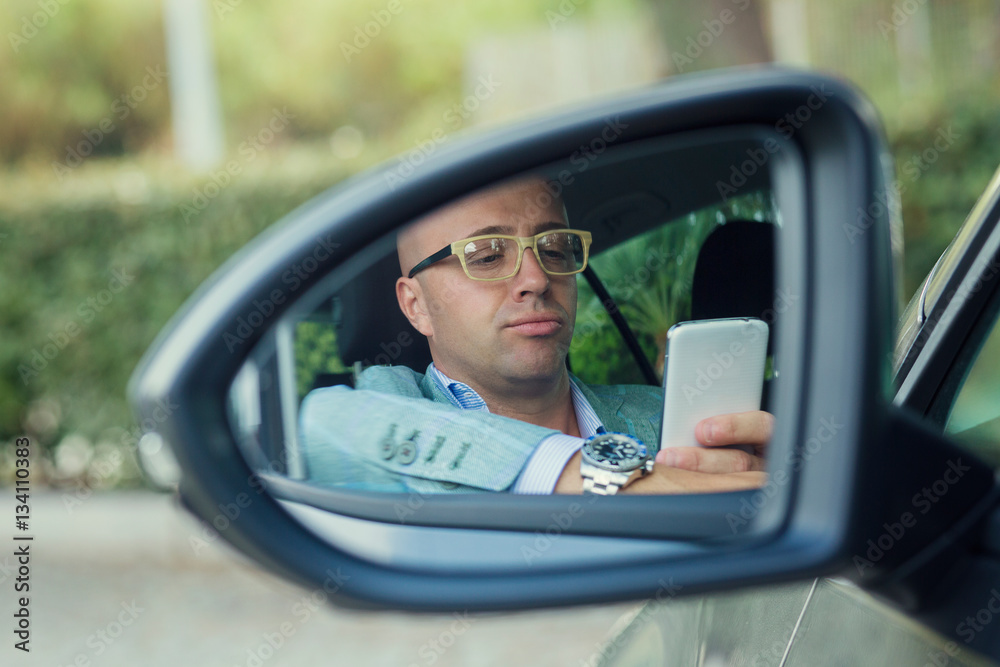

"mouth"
[505,314,564,336]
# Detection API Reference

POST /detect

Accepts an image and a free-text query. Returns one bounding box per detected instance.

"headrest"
[331,250,430,372]
[691,220,776,323]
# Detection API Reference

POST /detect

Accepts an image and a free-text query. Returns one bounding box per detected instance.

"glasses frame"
[407,229,593,281]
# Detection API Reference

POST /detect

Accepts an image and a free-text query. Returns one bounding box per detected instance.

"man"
[300,176,771,494]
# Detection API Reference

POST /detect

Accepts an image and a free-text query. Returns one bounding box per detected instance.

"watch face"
[582,434,648,471]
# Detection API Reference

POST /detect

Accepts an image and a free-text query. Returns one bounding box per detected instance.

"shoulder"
[354,364,428,398]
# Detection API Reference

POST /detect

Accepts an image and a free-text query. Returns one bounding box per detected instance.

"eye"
[465,239,507,266]
[467,252,503,266]
[538,238,576,269]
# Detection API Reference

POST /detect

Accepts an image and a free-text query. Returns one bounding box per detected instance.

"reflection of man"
[300,177,771,494]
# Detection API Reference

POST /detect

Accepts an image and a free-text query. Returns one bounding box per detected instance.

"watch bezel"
[581,433,650,473]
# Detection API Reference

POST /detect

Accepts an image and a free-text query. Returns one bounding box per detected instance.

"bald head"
[397,177,568,277]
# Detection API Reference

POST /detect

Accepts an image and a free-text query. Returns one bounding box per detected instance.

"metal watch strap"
[581,469,632,495]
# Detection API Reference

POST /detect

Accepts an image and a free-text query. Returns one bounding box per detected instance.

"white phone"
[659,317,769,450]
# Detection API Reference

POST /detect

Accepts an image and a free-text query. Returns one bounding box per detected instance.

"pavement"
[0,491,637,667]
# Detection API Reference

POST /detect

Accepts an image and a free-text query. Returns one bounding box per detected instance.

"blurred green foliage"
[1,0,169,165]
[0,163,347,485]
[295,320,347,400]
[3,0,1000,487]
[890,96,1000,299]
[1,0,626,167]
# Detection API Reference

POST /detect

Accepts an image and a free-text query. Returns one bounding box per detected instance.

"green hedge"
[889,97,1000,299]
[2,96,999,487]
[0,162,347,485]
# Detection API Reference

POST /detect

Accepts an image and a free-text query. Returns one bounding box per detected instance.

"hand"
[622,463,766,494]
[554,449,766,494]
[553,411,774,495]
[623,412,774,493]
[655,410,774,474]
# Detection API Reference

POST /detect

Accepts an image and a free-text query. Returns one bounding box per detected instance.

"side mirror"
[129,67,993,611]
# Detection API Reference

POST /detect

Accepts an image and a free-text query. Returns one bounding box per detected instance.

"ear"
[396,276,434,337]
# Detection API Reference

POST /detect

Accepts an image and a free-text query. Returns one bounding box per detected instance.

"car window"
[571,190,777,387]
[285,190,779,397]
[225,129,791,497]
[945,313,1000,467]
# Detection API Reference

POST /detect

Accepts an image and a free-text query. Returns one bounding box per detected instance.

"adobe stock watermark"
[221,234,340,353]
[8,0,72,53]
[910,587,1000,666]
[726,414,843,533]
[338,0,413,62]
[188,456,291,556]
[180,107,295,223]
[877,0,929,38]
[853,458,973,576]
[520,497,599,565]
[746,621,807,667]
[213,0,242,19]
[678,302,789,405]
[56,600,145,666]
[955,588,1000,647]
[383,75,502,191]
[397,490,595,561]
[60,448,125,513]
[232,568,350,667]
[671,0,753,73]
[362,331,415,367]
[18,267,135,385]
[570,246,672,349]
[506,115,631,226]
[0,555,20,587]
[405,612,476,667]
[578,578,683,667]
[60,396,179,514]
[845,125,959,244]
[545,0,585,28]
[716,85,831,201]
[51,65,168,180]
[896,255,1000,369]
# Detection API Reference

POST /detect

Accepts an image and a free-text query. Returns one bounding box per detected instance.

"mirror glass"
[226,128,792,512]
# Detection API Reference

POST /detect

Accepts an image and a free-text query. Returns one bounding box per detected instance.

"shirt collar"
[427,362,604,437]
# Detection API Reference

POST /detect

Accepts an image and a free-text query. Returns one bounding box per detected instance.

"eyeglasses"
[407,229,593,281]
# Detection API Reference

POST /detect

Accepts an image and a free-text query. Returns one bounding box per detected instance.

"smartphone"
[659,317,769,450]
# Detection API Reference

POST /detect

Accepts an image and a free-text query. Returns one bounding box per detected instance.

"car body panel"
[602,579,994,666]
[600,165,1000,666]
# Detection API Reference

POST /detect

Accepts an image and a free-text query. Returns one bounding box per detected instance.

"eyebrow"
[467,221,568,237]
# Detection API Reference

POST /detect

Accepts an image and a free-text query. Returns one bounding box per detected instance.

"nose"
[510,247,550,298]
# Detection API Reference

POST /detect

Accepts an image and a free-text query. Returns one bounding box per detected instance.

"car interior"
[225,130,782,511]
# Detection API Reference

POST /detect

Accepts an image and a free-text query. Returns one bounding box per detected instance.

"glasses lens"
[537,232,585,274]
[463,237,515,279]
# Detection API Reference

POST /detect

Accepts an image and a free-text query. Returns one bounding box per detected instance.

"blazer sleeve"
[299,370,559,493]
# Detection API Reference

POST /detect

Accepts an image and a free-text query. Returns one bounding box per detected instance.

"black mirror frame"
[128,66,943,611]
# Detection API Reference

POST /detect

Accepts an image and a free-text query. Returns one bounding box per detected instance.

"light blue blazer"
[299,364,663,493]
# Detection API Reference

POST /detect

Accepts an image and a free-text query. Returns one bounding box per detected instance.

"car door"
[140,69,995,654]
[596,165,1000,667]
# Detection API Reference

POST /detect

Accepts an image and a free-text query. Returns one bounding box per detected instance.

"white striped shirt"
[427,363,604,494]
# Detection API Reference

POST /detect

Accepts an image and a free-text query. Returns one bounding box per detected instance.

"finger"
[696,411,775,448]
[656,446,765,473]
[626,467,767,494]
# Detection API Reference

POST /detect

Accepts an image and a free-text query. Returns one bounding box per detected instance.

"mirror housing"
[129,67,992,611]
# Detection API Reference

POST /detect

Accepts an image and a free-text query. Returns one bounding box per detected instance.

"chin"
[503,356,566,384]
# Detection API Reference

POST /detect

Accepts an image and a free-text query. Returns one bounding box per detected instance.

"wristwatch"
[580,432,654,495]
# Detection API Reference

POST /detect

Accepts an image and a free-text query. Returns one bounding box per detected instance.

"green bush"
[888,95,1000,300]
[0,161,347,485]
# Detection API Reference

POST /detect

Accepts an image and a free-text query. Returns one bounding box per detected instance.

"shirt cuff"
[510,434,585,495]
